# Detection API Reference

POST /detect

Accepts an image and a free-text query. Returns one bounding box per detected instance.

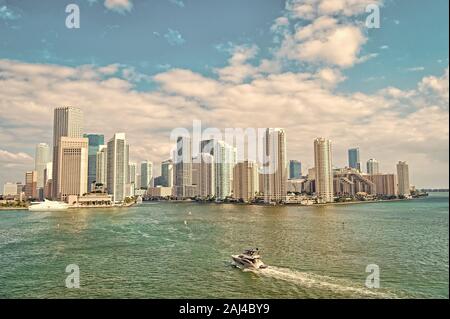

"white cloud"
[406,66,425,72]
[0,59,448,189]
[104,0,133,13]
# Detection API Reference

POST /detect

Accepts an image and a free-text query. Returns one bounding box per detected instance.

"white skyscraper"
[35,143,50,189]
[140,160,153,189]
[367,158,380,175]
[107,133,129,203]
[214,140,235,200]
[314,137,333,203]
[96,145,108,187]
[262,128,287,204]
[397,161,410,196]
[52,106,84,199]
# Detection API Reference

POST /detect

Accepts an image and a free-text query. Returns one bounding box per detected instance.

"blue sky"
[0,0,449,188]
[1,0,447,92]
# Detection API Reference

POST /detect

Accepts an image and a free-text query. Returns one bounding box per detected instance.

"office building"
[367,158,380,175]
[84,134,104,191]
[24,171,38,199]
[289,160,302,179]
[233,161,259,202]
[107,133,129,203]
[56,137,89,201]
[140,160,153,190]
[348,147,361,172]
[52,107,84,199]
[35,143,50,189]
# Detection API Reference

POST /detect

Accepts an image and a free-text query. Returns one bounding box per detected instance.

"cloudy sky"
[0,0,448,188]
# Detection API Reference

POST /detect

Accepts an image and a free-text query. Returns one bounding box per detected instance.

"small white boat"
[28,199,70,211]
[232,248,268,269]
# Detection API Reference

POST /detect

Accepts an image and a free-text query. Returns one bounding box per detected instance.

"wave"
[249,266,398,298]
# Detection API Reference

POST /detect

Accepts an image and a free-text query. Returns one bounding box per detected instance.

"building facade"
[397,161,410,196]
[56,137,89,201]
[52,106,84,199]
[233,161,259,202]
[348,147,361,172]
[314,138,334,203]
[289,160,302,179]
[366,158,380,175]
[107,133,129,203]
[262,128,287,204]
[84,134,104,191]
[140,160,153,190]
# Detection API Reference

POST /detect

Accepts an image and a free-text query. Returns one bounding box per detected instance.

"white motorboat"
[28,199,70,211]
[231,248,268,269]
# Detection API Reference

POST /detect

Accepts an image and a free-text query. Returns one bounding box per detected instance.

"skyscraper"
[140,160,153,190]
[289,160,302,179]
[214,140,235,200]
[397,161,410,196]
[314,137,334,203]
[96,145,107,187]
[84,134,104,191]
[35,143,50,189]
[107,133,129,203]
[128,162,137,185]
[24,171,37,199]
[174,136,192,198]
[348,147,361,172]
[56,137,89,201]
[262,128,287,204]
[52,106,84,199]
[193,153,215,198]
[367,158,380,175]
[233,161,259,202]
[161,159,173,187]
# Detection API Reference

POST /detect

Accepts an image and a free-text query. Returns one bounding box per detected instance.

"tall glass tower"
[84,134,105,191]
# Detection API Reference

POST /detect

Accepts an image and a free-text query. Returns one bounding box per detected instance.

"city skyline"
[0,0,448,188]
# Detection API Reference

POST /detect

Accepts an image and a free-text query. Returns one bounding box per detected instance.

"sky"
[0,0,448,188]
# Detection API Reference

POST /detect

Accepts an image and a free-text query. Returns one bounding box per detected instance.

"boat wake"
[249,266,398,298]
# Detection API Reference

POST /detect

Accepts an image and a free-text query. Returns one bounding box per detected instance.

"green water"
[0,193,448,299]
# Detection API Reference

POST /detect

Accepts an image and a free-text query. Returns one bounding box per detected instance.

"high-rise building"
[314,137,333,203]
[161,159,173,187]
[107,133,129,203]
[192,153,215,198]
[368,174,397,197]
[174,136,192,198]
[397,161,410,196]
[3,182,18,196]
[96,145,108,187]
[44,162,53,199]
[348,147,361,172]
[35,143,50,189]
[262,128,287,204]
[24,171,38,199]
[52,106,84,199]
[367,158,380,175]
[214,140,235,200]
[56,137,89,201]
[140,161,153,189]
[128,162,137,185]
[289,160,302,179]
[84,134,104,191]
[233,161,259,202]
